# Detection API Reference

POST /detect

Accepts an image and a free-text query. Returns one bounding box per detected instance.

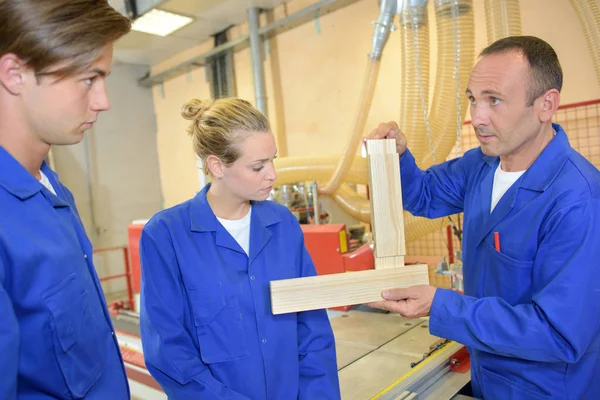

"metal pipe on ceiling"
[138,0,362,87]
[248,7,268,116]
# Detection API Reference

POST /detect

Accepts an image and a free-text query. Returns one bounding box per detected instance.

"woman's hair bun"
[181,99,213,121]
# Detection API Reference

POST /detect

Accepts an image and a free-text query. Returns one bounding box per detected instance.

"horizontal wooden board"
[270,264,429,314]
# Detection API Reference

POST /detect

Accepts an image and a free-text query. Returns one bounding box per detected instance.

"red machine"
[128,222,144,294]
[300,224,374,274]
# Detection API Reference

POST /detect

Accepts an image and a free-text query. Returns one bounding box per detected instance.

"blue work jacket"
[401,124,600,399]
[0,147,129,399]
[139,184,340,399]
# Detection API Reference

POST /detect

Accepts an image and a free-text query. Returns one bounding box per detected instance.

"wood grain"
[367,139,406,263]
[270,264,429,314]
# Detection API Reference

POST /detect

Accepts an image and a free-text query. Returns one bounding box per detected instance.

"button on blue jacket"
[401,124,600,399]
[139,184,341,399]
[0,147,129,399]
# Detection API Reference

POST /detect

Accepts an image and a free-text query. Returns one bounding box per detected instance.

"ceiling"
[110,0,290,66]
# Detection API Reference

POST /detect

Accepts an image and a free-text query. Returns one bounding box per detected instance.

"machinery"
[371,340,472,399]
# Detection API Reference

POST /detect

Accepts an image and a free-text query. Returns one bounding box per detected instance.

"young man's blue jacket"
[0,147,129,399]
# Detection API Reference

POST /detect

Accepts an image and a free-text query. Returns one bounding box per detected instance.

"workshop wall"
[150,0,600,255]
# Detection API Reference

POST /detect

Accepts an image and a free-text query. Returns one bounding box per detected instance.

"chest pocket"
[43,273,108,398]
[188,285,249,364]
[481,241,534,305]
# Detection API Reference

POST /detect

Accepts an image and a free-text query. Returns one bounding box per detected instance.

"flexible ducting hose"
[408,0,473,242]
[332,183,372,221]
[399,0,431,163]
[332,186,450,243]
[569,0,600,88]
[484,0,522,43]
[420,0,474,168]
[274,156,368,186]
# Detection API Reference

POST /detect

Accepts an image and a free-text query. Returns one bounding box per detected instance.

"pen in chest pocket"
[494,232,501,252]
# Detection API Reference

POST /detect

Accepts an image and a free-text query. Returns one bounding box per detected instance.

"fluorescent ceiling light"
[131,9,193,37]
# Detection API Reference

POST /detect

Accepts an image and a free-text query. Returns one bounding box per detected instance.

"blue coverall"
[401,124,600,399]
[139,184,341,399]
[0,147,129,399]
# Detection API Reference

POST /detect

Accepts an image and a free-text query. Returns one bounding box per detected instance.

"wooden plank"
[367,139,406,263]
[270,264,429,314]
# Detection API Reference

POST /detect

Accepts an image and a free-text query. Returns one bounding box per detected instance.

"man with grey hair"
[369,36,600,399]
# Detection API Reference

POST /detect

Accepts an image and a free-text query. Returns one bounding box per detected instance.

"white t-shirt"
[217,207,252,255]
[39,171,57,195]
[490,164,525,212]
[490,127,556,212]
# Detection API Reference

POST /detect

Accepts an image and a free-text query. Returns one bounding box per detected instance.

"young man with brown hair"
[0,0,132,398]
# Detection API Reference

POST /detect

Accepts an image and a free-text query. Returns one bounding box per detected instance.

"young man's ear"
[206,155,225,179]
[538,88,560,123]
[0,53,28,95]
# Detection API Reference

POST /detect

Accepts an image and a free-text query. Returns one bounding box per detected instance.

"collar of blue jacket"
[189,183,281,232]
[481,122,570,192]
[0,146,58,200]
[188,183,282,262]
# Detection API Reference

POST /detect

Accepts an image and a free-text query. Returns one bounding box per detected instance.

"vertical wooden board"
[367,139,406,262]
[375,256,404,270]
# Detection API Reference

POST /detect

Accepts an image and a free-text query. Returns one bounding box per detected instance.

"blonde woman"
[140,98,341,399]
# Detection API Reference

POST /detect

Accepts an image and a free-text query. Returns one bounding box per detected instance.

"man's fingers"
[367,128,379,139]
[377,123,399,139]
[367,121,401,140]
[384,120,400,134]
[369,122,398,139]
[366,300,387,310]
[366,300,408,315]
[382,288,412,301]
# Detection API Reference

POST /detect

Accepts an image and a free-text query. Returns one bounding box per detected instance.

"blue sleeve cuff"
[400,148,416,171]
[429,288,461,339]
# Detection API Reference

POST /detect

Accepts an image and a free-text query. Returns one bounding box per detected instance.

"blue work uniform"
[139,184,340,400]
[400,124,600,399]
[0,147,129,399]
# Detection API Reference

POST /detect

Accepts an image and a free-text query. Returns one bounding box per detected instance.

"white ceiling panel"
[114,0,289,65]
[169,18,230,40]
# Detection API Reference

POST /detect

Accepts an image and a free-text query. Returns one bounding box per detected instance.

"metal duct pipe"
[369,0,398,60]
[484,0,522,43]
[399,0,431,163]
[569,0,600,88]
[110,0,166,19]
[248,7,268,115]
